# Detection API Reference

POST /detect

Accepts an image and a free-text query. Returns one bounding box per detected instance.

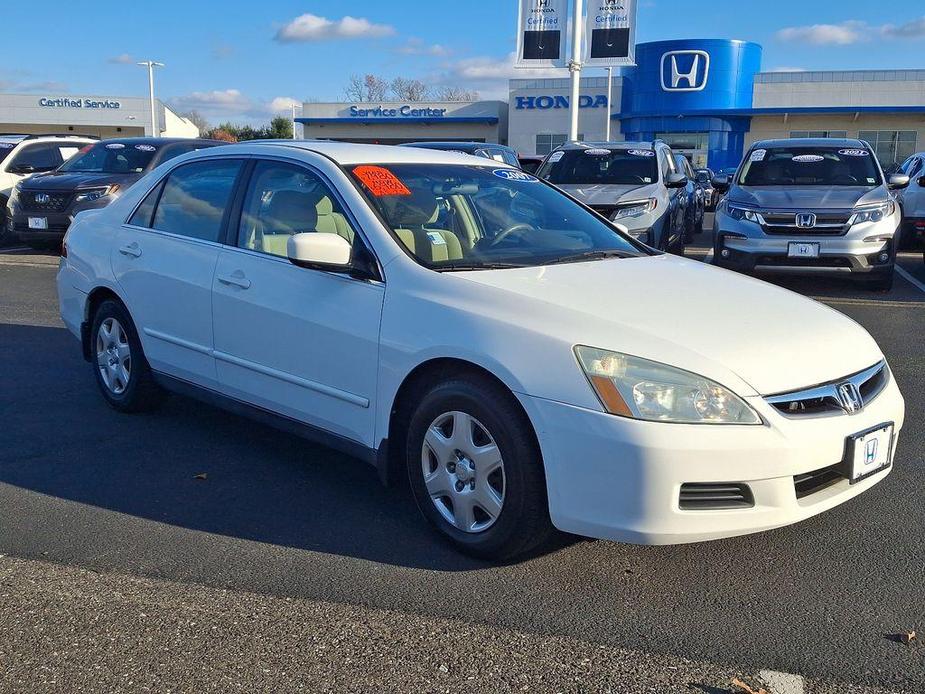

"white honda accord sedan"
[57,141,905,559]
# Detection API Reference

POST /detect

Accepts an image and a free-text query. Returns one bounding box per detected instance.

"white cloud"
[775,21,867,45]
[275,14,394,43]
[883,16,925,39]
[107,53,136,65]
[438,52,565,98]
[268,96,301,113]
[395,38,451,57]
[169,90,303,124]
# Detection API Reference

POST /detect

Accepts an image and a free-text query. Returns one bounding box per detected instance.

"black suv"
[8,137,222,248]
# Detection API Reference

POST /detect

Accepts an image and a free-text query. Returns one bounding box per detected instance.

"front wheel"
[406,376,553,560]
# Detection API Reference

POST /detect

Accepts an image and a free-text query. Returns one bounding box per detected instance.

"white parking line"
[0,246,29,254]
[760,670,806,694]
[896,266,925,295]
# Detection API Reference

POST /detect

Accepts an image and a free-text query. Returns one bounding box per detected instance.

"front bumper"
[518,373,904,545]
[11,209,72,243]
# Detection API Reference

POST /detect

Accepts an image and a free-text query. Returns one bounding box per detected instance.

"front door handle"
[217,271,251,290]
[119,243,142,258]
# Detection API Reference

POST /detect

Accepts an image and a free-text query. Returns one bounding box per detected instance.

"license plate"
[788,242,820,258]
[847,423,894,483]
[28,217,48,230]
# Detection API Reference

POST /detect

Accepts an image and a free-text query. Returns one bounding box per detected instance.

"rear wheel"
[91,299,165,412]
[406,376,553,560]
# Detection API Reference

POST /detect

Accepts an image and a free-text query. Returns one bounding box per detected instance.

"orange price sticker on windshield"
[353,165,411,197]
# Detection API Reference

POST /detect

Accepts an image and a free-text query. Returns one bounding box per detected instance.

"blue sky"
[1,0,923,125]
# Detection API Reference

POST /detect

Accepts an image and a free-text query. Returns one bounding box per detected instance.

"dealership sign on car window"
[515,0,569,69]
[583,0,637,67]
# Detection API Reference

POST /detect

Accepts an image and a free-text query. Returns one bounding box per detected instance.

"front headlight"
[611,198,657,221]
[575,346,762,425]
[8,183,21,206]
[74,185,120,203]
[851,201,894,225]
[727,204,761,223]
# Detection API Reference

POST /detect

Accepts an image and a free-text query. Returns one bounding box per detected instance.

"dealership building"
[0,93,199,139]
[299,38,925,171]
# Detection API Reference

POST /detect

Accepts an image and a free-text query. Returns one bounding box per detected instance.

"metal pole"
[605,66,613,142]
[568,0,583,142]
[138,61,164,137]
[291,104,298,140]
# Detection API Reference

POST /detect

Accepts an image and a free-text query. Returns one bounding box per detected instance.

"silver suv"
[536,141,689,253]
[712,138,910,291]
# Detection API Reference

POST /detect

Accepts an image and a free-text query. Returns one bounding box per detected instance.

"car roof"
[751,137,868,149]
[401,142,514,152]
[0,134,96,145]
[556,141,660,151]
[86,137,219,147]
[195,140,517,167]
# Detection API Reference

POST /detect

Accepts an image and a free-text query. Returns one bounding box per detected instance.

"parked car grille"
[760,211,852,236]
[756,256,852,268]
[794,463,845,499]
[589,205,619,220]
[679,483,754,510]
[765,361,888,416]
[21,191,73,213]
[13,220,70,234]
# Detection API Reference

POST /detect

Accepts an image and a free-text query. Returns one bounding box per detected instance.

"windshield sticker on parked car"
[627,150,655,157]
[643,178,653,183]
[792,155,825,163]
[0,143,14,149]
[839,149,869,157]
[105,143,126,150]
[867,178,877,184]
[492,169,538,182]
[352,165,412,197]
[548,151,565,163]
[584,148,612,156]
[426,231,447,246]
[750,149,767,162]
[135,144,157,152]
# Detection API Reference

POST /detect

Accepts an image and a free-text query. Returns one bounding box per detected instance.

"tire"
[406,376,554,561]
[90,299,165,413]
[864,271,894,293]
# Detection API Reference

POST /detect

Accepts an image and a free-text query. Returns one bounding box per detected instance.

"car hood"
[729,185,886,210]
[556,183,660,206]
[21,171,142,191]
[455,255,883,396]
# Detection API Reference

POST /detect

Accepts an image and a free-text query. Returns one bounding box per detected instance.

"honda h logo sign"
[34,194,50,204]
[796,213,817,229]
[660,50,710,92]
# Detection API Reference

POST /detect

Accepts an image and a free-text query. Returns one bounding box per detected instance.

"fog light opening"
[878,252,890,263]
[721,249,731,258]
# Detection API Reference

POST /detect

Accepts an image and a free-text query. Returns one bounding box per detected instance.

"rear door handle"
[119,243,142,258]
[217,271,251,290]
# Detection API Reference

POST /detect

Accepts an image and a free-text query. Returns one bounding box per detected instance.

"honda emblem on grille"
[836,382,863,414]
[796,213,817,229]
[34,193,50,204]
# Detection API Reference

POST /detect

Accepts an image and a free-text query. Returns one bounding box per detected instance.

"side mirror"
[8,164,36,175]
[888,174,911,190]
[711,175,731,192]
[665,172,688,188]
[287,233,352,272]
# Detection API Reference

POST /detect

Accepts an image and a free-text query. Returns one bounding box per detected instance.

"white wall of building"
[754,70,925,109]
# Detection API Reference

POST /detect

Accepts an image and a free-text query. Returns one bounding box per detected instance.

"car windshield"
[739,146,882,187]
[538,148,659,186]
[58,142,159,174]
[350,163,644,270]
[0,138,24,164]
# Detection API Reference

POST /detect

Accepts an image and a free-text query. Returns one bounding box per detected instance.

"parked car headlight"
[611,199,657,220]
[852,201,894,225]
[74,185,120,203]
[575,346,762,425]
[726,204,760,223]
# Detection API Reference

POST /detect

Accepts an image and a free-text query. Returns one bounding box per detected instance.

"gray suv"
[536,141,689,253]
[712,138,910,291]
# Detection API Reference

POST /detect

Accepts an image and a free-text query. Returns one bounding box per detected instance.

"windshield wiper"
[540,250,635,266]
[435,261,528,272]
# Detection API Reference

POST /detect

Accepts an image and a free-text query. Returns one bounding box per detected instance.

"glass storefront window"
[858,130,918,168]
[790,131,848,138]
[536,134,584,156]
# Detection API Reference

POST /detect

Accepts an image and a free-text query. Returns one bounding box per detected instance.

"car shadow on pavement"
[0,323,580,571]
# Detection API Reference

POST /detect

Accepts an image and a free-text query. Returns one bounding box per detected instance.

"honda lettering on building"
[515,95,610,110]
[660,50,711,92]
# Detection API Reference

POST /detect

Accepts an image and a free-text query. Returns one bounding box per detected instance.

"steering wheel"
[488,223,535,248]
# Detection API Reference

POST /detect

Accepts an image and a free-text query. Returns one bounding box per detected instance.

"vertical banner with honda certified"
[583,0,637,67]
[515,0,570,69]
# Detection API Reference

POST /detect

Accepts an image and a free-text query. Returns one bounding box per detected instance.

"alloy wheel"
[96,317,132,395]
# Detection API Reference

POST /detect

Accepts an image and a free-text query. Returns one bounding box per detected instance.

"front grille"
[21,191,72,213]
[765,361,888,417]
[13,221,69,234]
[590,205,619,220]
[761,211,852,236]
[756,255,851,268]
[795,463,845,499]
[679,483,754,510]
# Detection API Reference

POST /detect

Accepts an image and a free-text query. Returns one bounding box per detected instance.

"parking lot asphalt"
[1,225,924,691]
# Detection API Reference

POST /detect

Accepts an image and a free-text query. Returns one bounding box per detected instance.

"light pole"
[567,0,583,143]
[137,60,165,137]
[605,66,613,142]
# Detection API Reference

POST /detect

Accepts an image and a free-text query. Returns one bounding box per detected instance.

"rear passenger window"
[129,181,165,228]
[151,160,242,242]
[237,161,356,258]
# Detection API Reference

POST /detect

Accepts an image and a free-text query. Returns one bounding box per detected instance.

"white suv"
[58,141,904,559]
[0,134,96,239]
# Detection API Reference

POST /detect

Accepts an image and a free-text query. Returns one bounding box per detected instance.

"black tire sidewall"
[90,300,148,411]
[406,378,548,559]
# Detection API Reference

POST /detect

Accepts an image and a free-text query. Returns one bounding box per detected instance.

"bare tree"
[433,86,480,102]
[390,77,430,102]
[179,110,210,135]
[344,74,389,102]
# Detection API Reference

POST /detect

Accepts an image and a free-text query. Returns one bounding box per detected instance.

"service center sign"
[515,0,569,69]
[583,0,637,67]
